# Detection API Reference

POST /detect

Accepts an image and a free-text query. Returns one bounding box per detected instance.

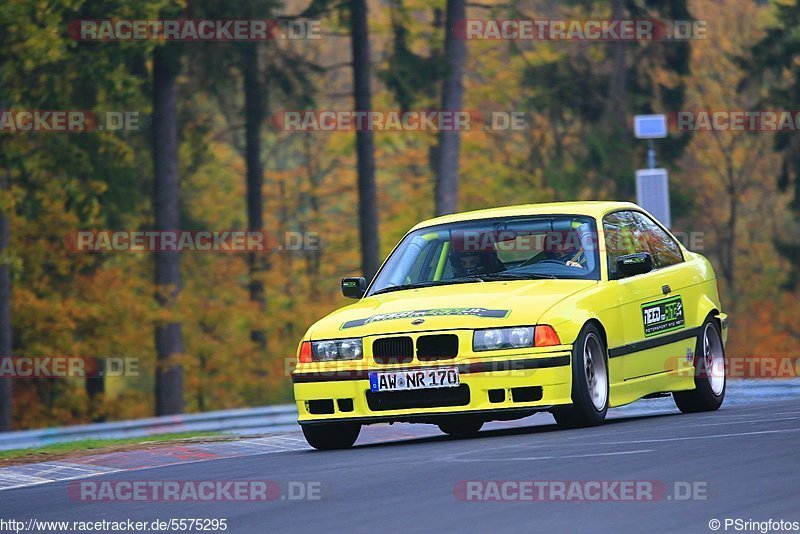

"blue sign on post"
[634,114,668,139]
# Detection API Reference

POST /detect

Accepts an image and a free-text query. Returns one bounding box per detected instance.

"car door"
[604,210,694,382]
[630,211,702,373]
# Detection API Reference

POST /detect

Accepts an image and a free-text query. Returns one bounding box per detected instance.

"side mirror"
[616,252,653,278]
[341,277,367,299]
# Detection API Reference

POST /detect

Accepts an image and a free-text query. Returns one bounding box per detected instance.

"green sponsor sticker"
[641,295,684,337]
[341,307,510,329]
[623,256,645,264]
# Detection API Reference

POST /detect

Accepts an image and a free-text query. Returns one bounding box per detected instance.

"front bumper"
[293,351,573,425]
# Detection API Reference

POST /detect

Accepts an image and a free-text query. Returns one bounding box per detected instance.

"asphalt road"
[2,396,800,533]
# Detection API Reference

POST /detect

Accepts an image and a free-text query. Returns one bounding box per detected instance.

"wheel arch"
[584,318,609,355]
[703,307,728,349]
[695,293,721,330]
[697,306,724,339]
[551,312,613,352]
[708,308,721,328]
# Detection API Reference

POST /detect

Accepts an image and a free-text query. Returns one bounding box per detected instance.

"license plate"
[369,367,459,392]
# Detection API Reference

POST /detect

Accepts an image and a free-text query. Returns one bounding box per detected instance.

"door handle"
[662,284,671,295]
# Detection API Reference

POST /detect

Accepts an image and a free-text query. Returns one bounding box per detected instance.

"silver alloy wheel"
[703,323,725,395]
[583,333,608,411]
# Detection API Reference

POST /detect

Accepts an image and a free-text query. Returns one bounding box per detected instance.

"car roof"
[409,201,641,231]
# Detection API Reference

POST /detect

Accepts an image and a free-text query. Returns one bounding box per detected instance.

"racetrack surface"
[2,382,799,533]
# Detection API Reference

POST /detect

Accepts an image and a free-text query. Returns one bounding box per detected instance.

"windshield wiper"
[480,271,557,280]
[371,275,485,296]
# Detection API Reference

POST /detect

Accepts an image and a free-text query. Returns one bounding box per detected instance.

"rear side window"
[631,212,683,269]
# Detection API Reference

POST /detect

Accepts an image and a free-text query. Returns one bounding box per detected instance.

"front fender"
[540,283,623,350]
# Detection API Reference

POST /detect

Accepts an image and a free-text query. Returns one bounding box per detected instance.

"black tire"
[437,417,483,437]
[553,323,609,428]
[301,422,360,450]
[673,318,726,413]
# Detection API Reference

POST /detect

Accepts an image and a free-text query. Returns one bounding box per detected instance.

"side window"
[631,212,683,269]
[603,211,644,278]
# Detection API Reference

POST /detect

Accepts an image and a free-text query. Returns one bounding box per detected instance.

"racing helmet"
[449,249,501,277]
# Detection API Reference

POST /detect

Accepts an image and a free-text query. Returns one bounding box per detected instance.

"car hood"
[307,279,597,339]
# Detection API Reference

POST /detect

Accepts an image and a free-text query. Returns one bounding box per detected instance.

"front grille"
[373,336,414,364]
[366,384,470,411]
[416,334,459,361]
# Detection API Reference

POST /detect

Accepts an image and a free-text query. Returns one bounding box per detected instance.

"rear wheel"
[437,417,483,437]
[302,422,360,450]
[673,319,725,413]
[553,324,609,428]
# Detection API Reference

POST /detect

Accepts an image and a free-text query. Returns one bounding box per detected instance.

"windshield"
[367,215,600,296]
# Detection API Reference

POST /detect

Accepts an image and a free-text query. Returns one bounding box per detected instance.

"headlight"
[473,327,535,351]
[311,338,363,361]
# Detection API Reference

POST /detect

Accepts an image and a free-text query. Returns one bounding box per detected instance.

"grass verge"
[0,432,232,466]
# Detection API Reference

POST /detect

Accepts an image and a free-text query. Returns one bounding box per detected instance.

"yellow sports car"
[293,201,729,449]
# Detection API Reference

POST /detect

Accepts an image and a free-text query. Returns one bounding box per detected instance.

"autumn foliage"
[1,0,798,430]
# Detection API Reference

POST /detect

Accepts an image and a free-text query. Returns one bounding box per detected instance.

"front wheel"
[302,422,360,450]
[553,324,609,428]
[673,318,726,413]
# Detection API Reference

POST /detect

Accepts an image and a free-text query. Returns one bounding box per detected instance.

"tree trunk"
[242,42,268,348]
[607,0,628,130]
[724,154,737,298]
[85,360,105,422]
[349,0,380,281]
[725,195,737,295]
[72,80,105,419]
[152,43,184,416]
[302,134,322,296]
[434,0,467,216]
[606,0,629,197]
[0,165,11,431]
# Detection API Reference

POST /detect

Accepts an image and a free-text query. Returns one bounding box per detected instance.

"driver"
[534,232,585,268]
[449,249,503,277]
